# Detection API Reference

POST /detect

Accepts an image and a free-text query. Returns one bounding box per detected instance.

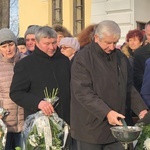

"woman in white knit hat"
[60,37,80,61]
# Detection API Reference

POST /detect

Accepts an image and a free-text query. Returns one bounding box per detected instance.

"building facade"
[18,0,91,37]
[91,0,150,45]
[19,0,150,44]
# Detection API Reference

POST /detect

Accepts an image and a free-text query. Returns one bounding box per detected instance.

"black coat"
[133,43,150,92]
[70,41,147,144]
[10,46,71,124]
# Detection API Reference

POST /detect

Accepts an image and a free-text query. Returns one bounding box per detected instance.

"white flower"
[144,138,150,150]
[0,108,3,114]
[28,134,38,147]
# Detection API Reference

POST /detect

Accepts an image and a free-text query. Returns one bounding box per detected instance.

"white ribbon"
[34,114,52,150]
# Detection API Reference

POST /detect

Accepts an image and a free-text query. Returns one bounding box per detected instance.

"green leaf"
[15,147,21,150]
[44,87,58,99]
[136,124,150,149]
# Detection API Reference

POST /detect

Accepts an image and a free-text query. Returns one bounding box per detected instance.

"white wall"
[134,0,150,25]
[91,0,150,45]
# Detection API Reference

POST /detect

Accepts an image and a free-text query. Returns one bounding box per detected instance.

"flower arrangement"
[144,138,150,150]
[135,124,150,150]
[0,107,8,150]
[25,122,46,150]
[23,87,69,150]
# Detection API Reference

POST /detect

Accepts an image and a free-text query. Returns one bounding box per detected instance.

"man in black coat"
[133,43,150,93]
[133,21,150,93]
[10,26,71,125]
[70,20,148,150]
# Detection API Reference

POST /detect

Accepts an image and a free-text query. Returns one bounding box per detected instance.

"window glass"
[52,0,63,25]
[73,0,85,36]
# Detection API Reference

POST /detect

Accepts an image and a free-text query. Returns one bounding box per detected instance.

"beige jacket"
[0,50,26,132]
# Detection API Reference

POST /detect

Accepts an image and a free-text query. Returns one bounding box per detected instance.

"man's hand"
[138,109,148,119]
[107,110,125,126]
[137,110,150,125]
[38,100,54,116]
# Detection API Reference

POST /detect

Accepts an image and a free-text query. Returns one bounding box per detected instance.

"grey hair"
[95,20,121,39]
[35,26,57,42]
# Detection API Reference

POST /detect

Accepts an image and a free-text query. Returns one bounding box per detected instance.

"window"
[52,0,62,25]
[137,21,146,31]
[73,0,85,36]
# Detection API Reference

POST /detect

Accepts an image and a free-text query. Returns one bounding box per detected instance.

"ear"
[35,40,38,45]
[94,34,99,43]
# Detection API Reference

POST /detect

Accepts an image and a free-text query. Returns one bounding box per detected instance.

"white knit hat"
[60,37,80,51]
[0,28,17,45]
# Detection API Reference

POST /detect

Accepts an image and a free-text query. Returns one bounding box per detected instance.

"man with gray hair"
[10,26,71,125]
[70,20,148,150]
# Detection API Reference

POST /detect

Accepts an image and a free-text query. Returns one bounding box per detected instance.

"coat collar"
[91,41,116,59]
[33,45,61,59]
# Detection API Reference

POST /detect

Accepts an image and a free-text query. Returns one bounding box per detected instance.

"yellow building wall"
[19,0,91,36]
[19,0,49,36]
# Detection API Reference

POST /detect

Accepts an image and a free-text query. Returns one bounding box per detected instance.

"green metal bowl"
[110,126,142,143]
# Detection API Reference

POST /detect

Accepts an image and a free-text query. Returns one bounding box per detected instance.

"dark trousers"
[76,140,124,150]
[71,138,77,150]
[5,132,22,150]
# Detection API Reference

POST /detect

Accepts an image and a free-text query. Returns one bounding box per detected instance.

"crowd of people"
[0,20,150,150]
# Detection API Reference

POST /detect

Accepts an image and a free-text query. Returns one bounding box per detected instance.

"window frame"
[73,0,85,36]
[52,0,63,25]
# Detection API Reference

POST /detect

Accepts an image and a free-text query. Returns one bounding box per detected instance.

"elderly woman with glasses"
[60,37,80,61]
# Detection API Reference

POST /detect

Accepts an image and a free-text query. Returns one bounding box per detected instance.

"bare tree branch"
[10,0,19,35]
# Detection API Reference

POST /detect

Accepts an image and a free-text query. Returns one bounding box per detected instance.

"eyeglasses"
[60,46,71,50]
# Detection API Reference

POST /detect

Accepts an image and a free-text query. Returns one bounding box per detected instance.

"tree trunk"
[0,0,10,28]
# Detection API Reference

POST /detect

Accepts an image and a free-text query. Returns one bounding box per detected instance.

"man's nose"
[5,45,11,51]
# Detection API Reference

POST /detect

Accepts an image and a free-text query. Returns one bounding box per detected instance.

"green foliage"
[26,118,63,150]
[49,119,62,150]
[135,124,150,149]
[25,87,61,150]
[26,125,45,150]
[15,147,22,150]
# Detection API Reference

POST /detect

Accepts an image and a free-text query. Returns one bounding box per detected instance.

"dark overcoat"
[10,46,71,124]
[141,58,150,108]
[133,43,150,92]
[70,41,147,144]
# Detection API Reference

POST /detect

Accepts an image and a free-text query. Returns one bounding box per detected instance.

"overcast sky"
[10,0,18,35]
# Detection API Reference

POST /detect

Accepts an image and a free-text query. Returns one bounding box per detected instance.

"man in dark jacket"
[70,20,148,150]
[10,26,71,125]
[141,58,150,109]
[133,43,150,92]
[133,21,150,93]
